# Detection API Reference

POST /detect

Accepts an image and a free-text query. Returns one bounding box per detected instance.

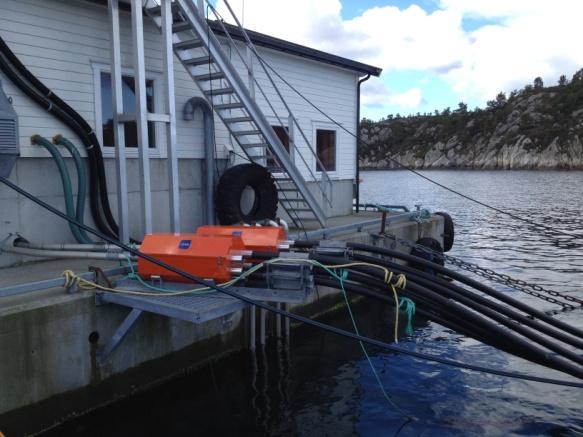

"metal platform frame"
[94,264,313,366]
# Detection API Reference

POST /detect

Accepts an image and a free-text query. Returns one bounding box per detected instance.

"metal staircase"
[145,0,333,228]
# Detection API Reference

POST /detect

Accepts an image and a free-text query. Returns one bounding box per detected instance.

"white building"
[0,0,381,265]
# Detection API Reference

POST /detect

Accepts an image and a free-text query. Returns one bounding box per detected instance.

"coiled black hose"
[347,252,583,353]
[310,258,583,373]
[308,255,583,377]
[0,37,118,239]
[296,240,583,341]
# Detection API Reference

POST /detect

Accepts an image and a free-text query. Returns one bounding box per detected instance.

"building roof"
[85,0,382,77]
[208,21,382,77]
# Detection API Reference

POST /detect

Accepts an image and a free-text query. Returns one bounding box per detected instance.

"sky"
[215,0,583,121]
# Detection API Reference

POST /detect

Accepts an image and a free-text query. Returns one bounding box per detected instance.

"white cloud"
[215,0,583,107]
[389,87,423,108]
[360,78,423,109]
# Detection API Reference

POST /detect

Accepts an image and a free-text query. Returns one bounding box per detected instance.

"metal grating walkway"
[99,289,245,324]
[98,278,313,324]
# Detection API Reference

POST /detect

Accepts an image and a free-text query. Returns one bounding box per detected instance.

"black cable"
[299,240,583,341]
[310,260,583,377]
[256,55,583,241]
[313,264,583,373]
[313,275,495,345]
[341,253,583,352]
[1,175,582,388]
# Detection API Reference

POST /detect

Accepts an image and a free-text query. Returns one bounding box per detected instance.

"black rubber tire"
[435,211,455,252]
[409,237,444,274]
[216,163,278,225]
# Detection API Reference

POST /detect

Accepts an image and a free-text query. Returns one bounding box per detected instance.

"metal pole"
[131,0,153,235]
[250,305,256,350]
[276,302,281,338]
[108,0,129,244]
[260,307,266,345]
[161,0,180,232]
[284,303,290,338]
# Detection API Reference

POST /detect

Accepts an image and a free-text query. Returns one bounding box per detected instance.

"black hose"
[345,252,583,353]
[313,263,583,370]
[313,275,496,345]
[0,37,117,239]
[300,240,583,341]
[309,258,583,377]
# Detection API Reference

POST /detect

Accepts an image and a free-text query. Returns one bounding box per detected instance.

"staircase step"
[214,102,244,110]
[277,188,299,192]
[241,142,267,149]
[184,55,213,66]
[194,72,225,81]
[233,130,261,136]
[204,87,234,96]
[287,208,313,212]
[281,197,308,203]
[174,39,204,50]
[172,22,193,33]
[146,3,180,15]
[223,116,253,123]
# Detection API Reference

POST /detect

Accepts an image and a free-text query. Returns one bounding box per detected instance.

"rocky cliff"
[359,73,583,170]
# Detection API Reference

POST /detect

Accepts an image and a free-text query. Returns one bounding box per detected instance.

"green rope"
[399,297,416,336]
[333,267,412,419]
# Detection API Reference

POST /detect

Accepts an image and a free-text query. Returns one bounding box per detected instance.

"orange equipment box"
[138,233,244,283]
[195,225,287,253]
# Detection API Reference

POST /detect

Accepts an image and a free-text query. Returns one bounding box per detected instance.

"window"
[272,125,290,153]
[100,72,156,148]
[316,129,336,172]
[268,125,290,167]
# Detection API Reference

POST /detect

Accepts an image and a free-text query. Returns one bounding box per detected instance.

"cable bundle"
[288,240,583,380]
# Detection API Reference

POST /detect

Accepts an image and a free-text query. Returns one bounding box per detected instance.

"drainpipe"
[183,97,216,225]
[355,74,370,214]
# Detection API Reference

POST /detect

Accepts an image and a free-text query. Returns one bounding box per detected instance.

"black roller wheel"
[409,237,444,275]
[435,211,455,252]
[216,163,278,225]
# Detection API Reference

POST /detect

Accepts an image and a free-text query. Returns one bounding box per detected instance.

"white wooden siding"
[0,0,359,180]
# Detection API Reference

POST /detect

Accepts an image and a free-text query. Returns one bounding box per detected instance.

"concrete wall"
[0,157,207,267]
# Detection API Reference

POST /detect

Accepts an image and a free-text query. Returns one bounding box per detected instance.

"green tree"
[533,76,544,89]
[456,102,468,113]
[558,75,568,86]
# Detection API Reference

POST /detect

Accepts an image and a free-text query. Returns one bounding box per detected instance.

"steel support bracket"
[97,307,143,366]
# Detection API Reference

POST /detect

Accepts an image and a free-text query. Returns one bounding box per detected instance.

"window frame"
[92,62,164,158]
[313,122,338,175]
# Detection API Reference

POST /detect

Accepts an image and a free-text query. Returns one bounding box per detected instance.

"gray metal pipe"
[183,97,215,225]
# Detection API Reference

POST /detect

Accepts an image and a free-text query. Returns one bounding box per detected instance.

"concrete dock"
[0,211,443,434]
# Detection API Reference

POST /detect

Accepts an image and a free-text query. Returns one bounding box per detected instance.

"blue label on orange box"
[179,239,191,249]
[232,231,243,236]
